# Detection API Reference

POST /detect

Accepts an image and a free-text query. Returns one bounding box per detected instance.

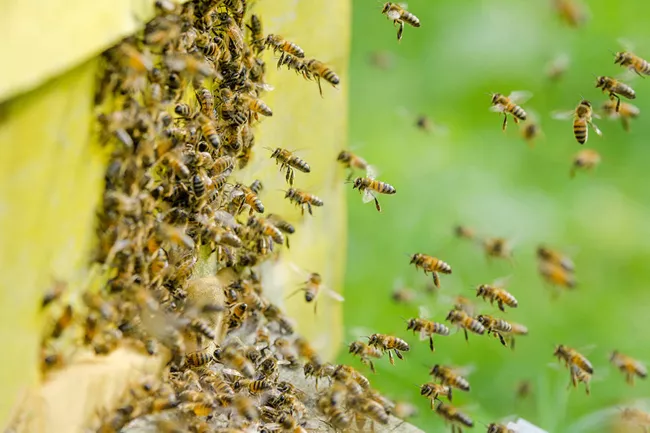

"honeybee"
[538,261,577,290]
[318,395,352,429]
[521,116,542,148]
[506,321,529,350]
[454,225,475,240]
[349,395,390,425]
[434,401,474,433]
[267,214,295,248]
[367,333,410,365]
[614,50,650,77]
[420,382,453,406]
[337,150,377,180]
[546,53,570,81]
[247,14,264,53]
[288,266,344,313]
[51,304,73,339]
[391,283,416,304]
[489,91,532,131]
[268,147,311,186]
[482,237,513,262]
[156,223,195,250]
[351,176,396,212]
[195,88,215,119]
[231,183,264,214]
[596,76,636,112]
[238,94,273,119]
[571,148,602,178]
[247,216,285,245]
[475,282,518,312]
[41,280,66,309]
[273,337,299,366]
[558,100,600,143]
[554,0,588,27]
[568,364,591,395]
[348,341,383,373]
[406,306,450,351]
[186,351,213,367]
[264,34,305,60]
[453,296,476,317]
[305,58,340,96]
[445,309,485,341]
[554,344,594,374]
[233,394,258,421]
[536,245,575,272]
[197,114,221,149]
[213,344,255,378]
[487,423,515,433]
[601,99,640,132]
[295,336,323,366]
[476,314,512,347]
[610,351,647,385]
[381,2,421,41]
[409,253,452,288]
[284,188,323,215]
[515,380,532,399]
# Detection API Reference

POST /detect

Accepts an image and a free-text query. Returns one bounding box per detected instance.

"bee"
[554,344,594,374]
[538,261,577,289]
[247,216,285,245]
[515,380,532,399]
[247,14,264,53]
[546,53,570,81]
[454,225,475,240]
[430,364,471,392]
[197,114,220,149]
[273,337,299,366]
[42,280,66,309]
[409,253,452,288]
[195,88,215,119]
[156,223,195,250]
[506,321,529,350]
[482,237,513,262]
[162,151,191,179]
[568,364,591,395]
[476,314,512,347]
[351,176,396,212]
[553,99,602,145]
[614,50,650,76]
[610,351,647,385]
[232,183,264,214]
[165,53,215,78]
[284,188,323,215]
[367,333,410,365]
[213,345,255,378]
[487,423,515,433]
[239,94,273,118]
[601,100,640,134]
[554,0,588,27]
[267,214,295,248]
[233,394,258,421]
[349,396,390,425]
[521,121,542,148]
[348,341,383,373]
[174,103,193,119]
[596,76,636,112]
[188,318,216,341]
[264,34,305,60]
[536,246,575,272]
[288,270,343,313]
[337,150,377,180]
[51,304,73,339]
[489,91,531,131]
[475,283,518,312]
[420,382,453,406]
[381,2,421,41]
[305,58,340,96]
[186,351,213,367]
[434,401,474,433]
[406,308,450,351]
[454,296,476,316]
[295,337,323,366]
[235,378,272,395]
[227,302,248,330]
[318,395,352,429]
[445,309,485,341]
[268,148,311,186]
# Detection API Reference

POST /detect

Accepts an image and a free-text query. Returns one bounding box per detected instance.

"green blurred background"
[336,0,650,431]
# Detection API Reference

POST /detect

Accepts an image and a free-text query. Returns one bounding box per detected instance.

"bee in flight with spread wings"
[350,176,396,212]
[287,263,344,314]
[552,99,602,145]
[489,91,532,131]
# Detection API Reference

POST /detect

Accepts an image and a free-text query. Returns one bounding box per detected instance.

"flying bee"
[247,216,284,245]
[267,214,295,248]
[233,394,258,421]
[434,401,474,433]
[445,309,485,341]
[554,0,588,27]
[391,279,416,304]
[381,2,421,41]
[454,296,476,316]
[284,188,323,215]
[487,423,515,433]
[367,333,410,365]
[305,58,340,96]
[268,147,311,186]
[489,91,532,131]
[614,50,650,77]
[601,100,640,132]
[482,237,513,262]
[475,282,518,312]
[337,150,377,180]
[554,344,594,374]
[420,382,453,406]
[571,147,602,178]
[595,76,636,112]
[454,225,475,240]
[610,351,647,385]
[264,34,305,60]
[348,341,383,373]
[546,53,570,81]
[406,306,450,351]
[351,176,396,212]
[537,245,575,272]
[288,265,344,314]
[348,396,389,425]
[409,253,452,288]
[476,314,512,347]
[506,321,529,350]
[538,261,577,290]
[553,99,596,140]
[247,14,264,53]
[568,364,592,395]
[239,94,273,118]
[520,111,543,148]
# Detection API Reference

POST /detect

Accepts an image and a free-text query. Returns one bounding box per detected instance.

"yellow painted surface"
[0,0,350,429]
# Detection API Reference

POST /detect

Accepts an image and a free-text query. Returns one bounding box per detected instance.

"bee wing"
[398,3,409,9]
[617,37,636,52]
[551,110,574,120]
[492,275,513,288]
[451,364,476,377]
[418,305,431,319]
[365,165,379,179]
[590,122,603,136]
[287,261,311,280]
[616,69,639,82]
[396,106,412,119]
[489,104,506,113]
[362,189,376,204]
[508,91,533,104]
[591,112,602,119]
[348,326,375,340]
[324,289,345,302]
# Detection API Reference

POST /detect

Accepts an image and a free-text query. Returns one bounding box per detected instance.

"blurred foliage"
[337,0,650,432]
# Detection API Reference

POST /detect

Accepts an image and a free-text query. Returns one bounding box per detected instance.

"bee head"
[580,99,591,108]
[304,291,315,302]
[419,383,431,395]
[213,347,223,360]
[614,52,626,65]
[381,2,391,14]
[406,318,416,330]
[445,310,456,321]
[487,424,500,433]
[349,341,361,353]
[367,334,378,345]
[430,364,440,375]
[337,150,349,162]
[284,188,295,198]
[490,93,502,105]
[352,177,363,189]
[609,350,618,361]
[595,76,606,88]
[476,285,485,296]
[409,253,419,264]
[553,344,564,356]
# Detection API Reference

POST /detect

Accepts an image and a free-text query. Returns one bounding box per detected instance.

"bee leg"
[369,360,376,374]
[429,336,435,352]
[285,237,290,249]
[463,328,468,342]
[313,301,318,315]
[307,203,313,215]
[510,337,516,351]
[397,22,404,42]
[498,300,505,312]
[300,205,305,216]
[373,196,382,212]
[315,76,323,98]
[394,349,403,360]
[388,350,395,365]
[497,333,507,347]
[448,388,453,402]
[502,113,508,131]
[611,93,621,112]
[585,382,590,395]
[622,117,630,132]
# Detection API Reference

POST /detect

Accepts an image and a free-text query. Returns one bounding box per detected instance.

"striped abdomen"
[306,193,323,206]
[288,156,311,173]
[613,82,636,99]
[445,375,470,392]
[429,256,452,274]
[573,118,587,144]
[402,11,421,27]
[464,317,486,335]
[186,351,212,366]
[496,289,519,308]
[424,321,450,336]
[370,180,396,195]
[492,319,512,333]
[507,103,527,120]
[192,175,206,198]
[321,68,340,86]
[245,191,264,213]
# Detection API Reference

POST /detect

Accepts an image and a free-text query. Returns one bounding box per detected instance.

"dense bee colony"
[32,1,413,432]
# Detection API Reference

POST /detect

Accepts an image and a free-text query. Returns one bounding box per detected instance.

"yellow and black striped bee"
[434,401,473,433]
[381,2,421,41]
[570,149,601,178]
[487,423,515,433]
[409,253,452,288]
[264,34,305,61]
[476,314,512,347]
[186,351,213,367]
[475,283,518,312]
[268,148,311,185]
[554,344,594,374]
[284,188,323,215]
[348,341,384,373]
[610,350,648,385]
[601,100,640,132]
[195,88,215,119]
[247,14,264,53]
[232,183,264,215]
[305,58,340,96]
[197,114,220,149]
[352,176,396,212]
[406,310,450,352]
[614,51,650,77]
[490,91,531,131]
[337,150,377,180]
[445,309,485,341]
[420,382,453,406]
[553,99,602,144]
[367,333,410,365]
[596,76,636,112]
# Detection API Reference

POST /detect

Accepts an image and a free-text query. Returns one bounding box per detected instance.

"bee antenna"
[263,146,275,152]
